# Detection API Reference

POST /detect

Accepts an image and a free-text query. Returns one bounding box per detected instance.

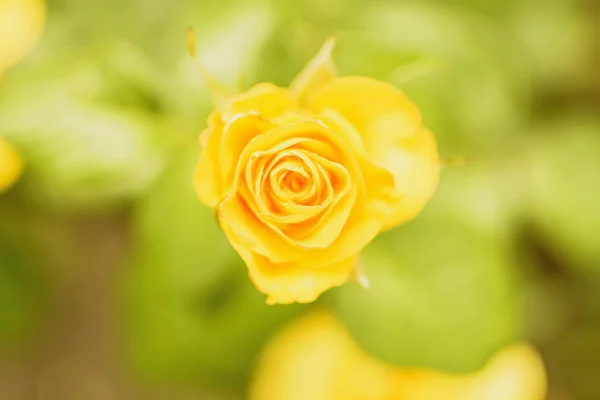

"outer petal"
[382,127,440,230]
[290,37,338,105]
[195,112,275,207]
[221,204,357,304]
[219,113,273,190]
[225,82,296,119]
[219,192,301,261]
[194,113,224,207]
[308,76,422,158]
[248,251,358,305]
[309,76,439,229]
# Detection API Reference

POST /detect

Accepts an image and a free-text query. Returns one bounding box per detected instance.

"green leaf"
[332,2,530,157]
[524,116,600,276]
[0,40,169,211]
[423,160,525,241]
[0,93,164,209]
[507,0,594,91]
[333,217,522,373]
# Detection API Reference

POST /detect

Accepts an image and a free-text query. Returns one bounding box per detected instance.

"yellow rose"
[193,38,439,304]
[0,0,45,76]
[0,137,23,192]
[249,311,547,400]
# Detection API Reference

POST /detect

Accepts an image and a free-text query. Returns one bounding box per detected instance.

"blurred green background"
[0,0,599,398]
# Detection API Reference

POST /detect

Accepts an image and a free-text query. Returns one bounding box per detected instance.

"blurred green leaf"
[508,0,594,92]
[334,217,522,373]
[0,97,164,209]
[332,2,530,157]
[423,160,525,240]
[125,148,305,385]
[0,41,167,210]
[166,5,278,137]
[524,116,600,276]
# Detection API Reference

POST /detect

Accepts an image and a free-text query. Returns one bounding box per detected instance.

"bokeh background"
[0,0,599,398]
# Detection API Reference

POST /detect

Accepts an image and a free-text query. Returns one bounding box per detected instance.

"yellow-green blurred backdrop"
[0,0,599,399]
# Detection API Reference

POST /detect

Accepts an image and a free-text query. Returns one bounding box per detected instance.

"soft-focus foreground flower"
[0,137,23,192]
[249,311,547,400]
[194,38,439,304]
[0,0,45,78]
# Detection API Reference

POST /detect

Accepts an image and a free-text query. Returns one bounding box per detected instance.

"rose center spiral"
[286,172,308,193]
[269,152,322,206]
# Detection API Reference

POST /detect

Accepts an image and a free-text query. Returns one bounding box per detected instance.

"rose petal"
[194,113,225,207]
[309,76,439,228]
[327,155,398,258]
[226,82,297,119]
[282,154,355,249]
[318,107,367,155]
[220,114,273,192]
[244,249,358,305]
[382,127,440,230]
[308,76,422,159]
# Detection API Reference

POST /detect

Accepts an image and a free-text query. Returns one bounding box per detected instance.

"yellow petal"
[0,137,23,193]
[308,76,422,158]
[219,193,292,258]
[290,37,338,105]
[219,113,273,189]
[318,107,366,155]
[194,113,225,207]
[226,82,296,119]
[331,154,398,252]
[249,252,358,305]
[220,208,357,304]
[309,76,439,229]
[249,311,357,400]
[382,127,440,230]
[394,344,547,400]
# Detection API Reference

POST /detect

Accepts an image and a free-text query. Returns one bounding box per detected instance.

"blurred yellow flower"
[249,311,547,400]
[0,138,23,193]
[0,0,45,76]
[194,38,439,304]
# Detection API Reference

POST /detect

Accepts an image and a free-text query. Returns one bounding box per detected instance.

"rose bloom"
[249,311,547,400]
[194,39,439,304]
